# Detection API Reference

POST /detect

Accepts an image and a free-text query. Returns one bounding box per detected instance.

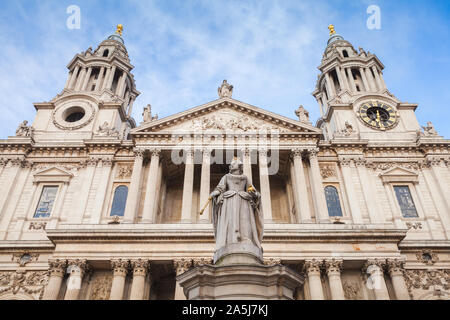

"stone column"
[339,68,350,89]
[242,148,253,185]
[74,158,98,224]
[106,65,117,90]
[338,158,363,224]
[291,149,312,223]
[81,67,92,91]
[325,73,335,98]
[43,259,67,300]
[102,67,111,90]
[304,260,324,300]
[117,71,127,97]
[259,149,273,221]
[129,259,149,300]
[64,259,88,300]
[365,68,377,92]
[74,67,86,91]
[421,162,450,237]
[355,158,382,224]
[90,158,113,224]
[372,66,383,91]
[109,259,129,300]
[363,259,390,300]
[359,67,370,92]
[173,258,192,300]
[199,148,212,223]
[95,67,105,91]
[123,149,145,224]
[325,259,345,300]
[308,149,329,222]
[386,259,410,300]
[181,149,195,223]
[334,66,345,92]
[142,149,161,223]
[68,65,80,89]
[346,68,357,92]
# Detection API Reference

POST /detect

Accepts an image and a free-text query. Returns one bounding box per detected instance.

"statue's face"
[229,161,241,174]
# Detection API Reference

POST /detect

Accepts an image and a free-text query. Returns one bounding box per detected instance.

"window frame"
[29,184,61,220]
[389,183,423,219]
[324,184,345,218]
[107,183,130,218]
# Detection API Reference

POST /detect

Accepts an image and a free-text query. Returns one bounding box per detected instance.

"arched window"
[110,186,128,217]
[342,50,349,58]
[324,186,343,217]
[103,49,109,57]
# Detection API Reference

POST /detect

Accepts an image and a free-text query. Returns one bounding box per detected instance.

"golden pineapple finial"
[116,24,123,36]
[328,24,336,36]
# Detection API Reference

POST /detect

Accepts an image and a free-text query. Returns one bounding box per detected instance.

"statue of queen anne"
[209,157,264,263]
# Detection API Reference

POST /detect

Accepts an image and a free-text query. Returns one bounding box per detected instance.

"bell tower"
[32,25,140,142]
[314,25,423,142]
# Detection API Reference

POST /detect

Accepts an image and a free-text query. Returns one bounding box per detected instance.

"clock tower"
[314,26,423,142]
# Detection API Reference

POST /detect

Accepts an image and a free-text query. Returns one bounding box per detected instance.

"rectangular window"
[34,186,59,218]
[394,186,418,218]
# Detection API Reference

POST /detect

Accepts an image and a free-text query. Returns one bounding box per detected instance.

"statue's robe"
[211,174,264,251]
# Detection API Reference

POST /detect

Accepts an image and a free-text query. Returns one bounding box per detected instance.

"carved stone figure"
[295,105,310,123]
[15,121,34,138]
[422,122,438,136]
[142,104,158,123]
[337,121,355,137]
[218,80,233,98]
[97,121,119,137]
[210,157,264,262]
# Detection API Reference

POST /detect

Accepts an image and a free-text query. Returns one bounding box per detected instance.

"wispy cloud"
[0,0,449,138]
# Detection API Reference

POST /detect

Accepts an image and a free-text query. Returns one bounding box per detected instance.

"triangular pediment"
[132,97,322,135]
[379,166,418,184]
[34,167,73,183]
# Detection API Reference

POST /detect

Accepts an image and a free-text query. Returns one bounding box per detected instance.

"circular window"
[53,101,95,130]
[422,253,433,262]
[64,107,86,123]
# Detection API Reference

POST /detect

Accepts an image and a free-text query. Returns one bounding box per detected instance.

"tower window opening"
[331,70,341,93]
[111,70,122,94]
[103,49,109,57]
[356,85,361,92]
[64,106,86,123]
[342,50,349,58]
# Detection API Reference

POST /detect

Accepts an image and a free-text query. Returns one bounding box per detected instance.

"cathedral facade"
[0,26,449,300]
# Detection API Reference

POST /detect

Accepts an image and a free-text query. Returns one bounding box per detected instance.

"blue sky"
[0,0,449,138]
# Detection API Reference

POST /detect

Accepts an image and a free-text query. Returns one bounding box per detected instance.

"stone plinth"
[177,261,304,300]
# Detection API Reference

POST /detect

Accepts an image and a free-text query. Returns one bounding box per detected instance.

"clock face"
[358,101,397,131]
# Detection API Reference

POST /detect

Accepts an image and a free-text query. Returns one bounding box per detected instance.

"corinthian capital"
[133,148,146,159]
[111,259,130,277]
[303,259,323,275]
[67,259,89,277]
[150,148,162,158]
[307,147,320,159]
[48,259,67,278]
[324,259,343,275]
[130,259,149,276]
[362,259,386,274]
[291,148,304,159]
[386,259,405,276]
[173,258,193,276]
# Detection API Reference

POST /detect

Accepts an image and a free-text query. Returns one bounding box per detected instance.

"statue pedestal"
[178,244,304,300]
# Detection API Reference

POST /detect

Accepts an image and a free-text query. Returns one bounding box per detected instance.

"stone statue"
[209,157,264,263]
[218,80,233,98]
[341,121,354,136]
[16,121,34,138]
[142,104,158,123]
[295,105,310,123]
[422,122,438,136]
[97,121,119,137]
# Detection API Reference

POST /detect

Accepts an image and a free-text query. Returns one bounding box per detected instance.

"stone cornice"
[45,225,407,244]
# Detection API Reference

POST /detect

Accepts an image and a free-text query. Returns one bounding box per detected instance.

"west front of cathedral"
[0,26,449,300]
